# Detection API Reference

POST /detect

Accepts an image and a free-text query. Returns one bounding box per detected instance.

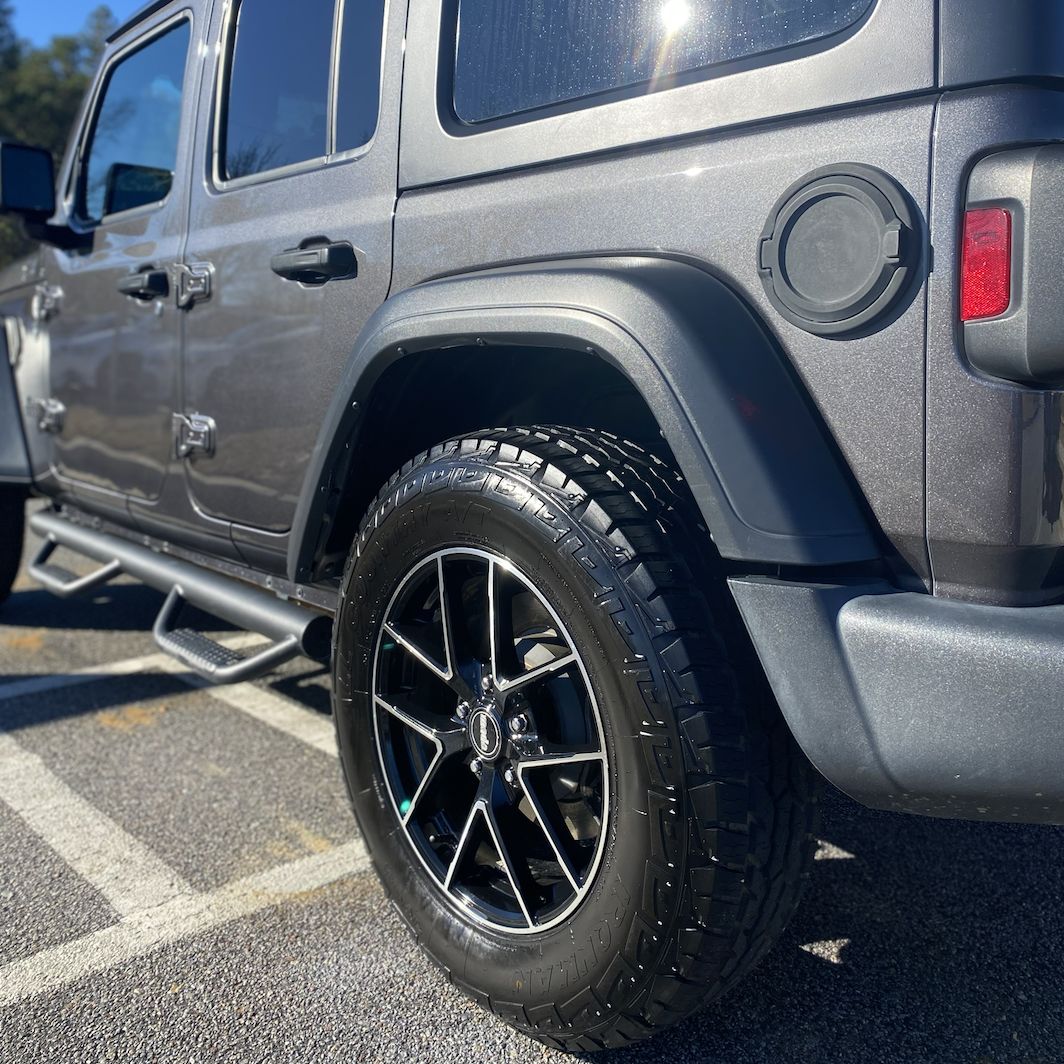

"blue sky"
[12,1,145,47]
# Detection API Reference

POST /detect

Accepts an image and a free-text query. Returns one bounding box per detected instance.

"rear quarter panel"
[392,101,936,584]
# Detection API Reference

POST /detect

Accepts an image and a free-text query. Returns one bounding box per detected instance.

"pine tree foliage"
[0,3,115,268]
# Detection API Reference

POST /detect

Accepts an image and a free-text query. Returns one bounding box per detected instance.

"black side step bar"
[28,511,332,684]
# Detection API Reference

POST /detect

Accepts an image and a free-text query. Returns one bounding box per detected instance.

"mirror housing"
[0,140,56,222]
[0,140,90,250]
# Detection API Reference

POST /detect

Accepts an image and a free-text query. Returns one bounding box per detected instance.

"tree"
[0,5,116,268]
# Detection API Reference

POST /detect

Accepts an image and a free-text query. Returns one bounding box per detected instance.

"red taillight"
[960,207,1012,321]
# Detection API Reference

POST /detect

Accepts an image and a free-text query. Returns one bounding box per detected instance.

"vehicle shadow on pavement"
[591,786,1064,1064]
[0,672,203,731]
[264,664,332,716]
[1,583,166,632]
[0,583,240,634]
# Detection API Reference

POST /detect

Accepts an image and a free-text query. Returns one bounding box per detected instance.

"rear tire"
[332,426,819,1050]
[0,485,25,608]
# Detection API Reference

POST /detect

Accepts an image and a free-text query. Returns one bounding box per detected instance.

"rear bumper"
[730,576,1064,825]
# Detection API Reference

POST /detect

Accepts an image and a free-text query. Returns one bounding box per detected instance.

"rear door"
[176,0,397,568]
[42,8,203,514]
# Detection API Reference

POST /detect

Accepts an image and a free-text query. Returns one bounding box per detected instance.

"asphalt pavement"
[1,504,1061,1064]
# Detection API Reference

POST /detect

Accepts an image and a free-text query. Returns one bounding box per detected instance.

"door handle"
[117,269,169,300]
[270,241,357,285]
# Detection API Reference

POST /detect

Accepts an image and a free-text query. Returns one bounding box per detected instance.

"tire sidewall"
[333,448,676,1022]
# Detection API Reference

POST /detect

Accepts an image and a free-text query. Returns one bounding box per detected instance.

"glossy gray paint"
[731,574,1064,825]
[287,258,878,582]
[926,88,1064,605]
[3,0,1064,826]
[41,4,203,510]
[175,0,403,543]
[2,265,65,493]
[399,0,934,189]
[392,98,935,587]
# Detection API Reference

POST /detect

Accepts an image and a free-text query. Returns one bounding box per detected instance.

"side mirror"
[0,141,56,222]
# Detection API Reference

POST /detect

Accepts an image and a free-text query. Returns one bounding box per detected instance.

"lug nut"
[508,713,529,736]
[470,758,482,777]
[503,766,517,787]
[456,701,469,720]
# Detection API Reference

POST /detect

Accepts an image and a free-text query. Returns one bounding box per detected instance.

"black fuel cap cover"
[758,163,917,337]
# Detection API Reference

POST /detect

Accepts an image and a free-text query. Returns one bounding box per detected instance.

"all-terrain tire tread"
[337,426,819,1050]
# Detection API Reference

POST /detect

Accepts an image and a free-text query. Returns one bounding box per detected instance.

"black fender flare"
[288,256,877,582]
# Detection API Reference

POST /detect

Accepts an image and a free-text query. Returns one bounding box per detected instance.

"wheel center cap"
[469,706,503,760]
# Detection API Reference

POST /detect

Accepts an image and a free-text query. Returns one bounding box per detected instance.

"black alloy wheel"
[333,426,820,1052]
[373,547,608,933]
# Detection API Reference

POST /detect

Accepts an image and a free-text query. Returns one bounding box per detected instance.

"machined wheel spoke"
[434,556,454,677]
[520,748,606,770]
[487,557,501,686]
[374,694,445,826]
[374,692,467,751]
[483,801,534,928]
[437,560,481,703]
[382,621,451,684]
[496,650,577,693]
[399,752,444,827]
[520,786,582,892]
[444,796,485,891]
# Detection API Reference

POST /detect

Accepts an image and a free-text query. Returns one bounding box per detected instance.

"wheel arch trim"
[288,256,878,582]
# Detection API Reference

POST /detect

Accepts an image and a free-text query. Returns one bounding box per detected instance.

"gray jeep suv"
[1,0,1062,1050]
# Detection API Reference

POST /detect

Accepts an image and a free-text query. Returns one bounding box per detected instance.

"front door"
[43,7,203,508]
[178,0,397,553]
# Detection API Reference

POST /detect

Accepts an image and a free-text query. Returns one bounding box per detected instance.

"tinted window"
[224,0,334,178]
[454,0,875,124]
[81,21,190,222]
[335,0,386,152]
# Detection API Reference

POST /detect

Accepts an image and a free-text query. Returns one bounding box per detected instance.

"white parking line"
[0,839,370,1007]
[0,734,191,916]
[160,662,338,757]
[0,633,353,1009]
[0,634,337,756]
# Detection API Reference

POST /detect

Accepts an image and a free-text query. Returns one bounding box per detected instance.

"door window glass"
[80,20,190,223]
[223,0,334,179]
[454,0,875,124]
[335,0,386,152]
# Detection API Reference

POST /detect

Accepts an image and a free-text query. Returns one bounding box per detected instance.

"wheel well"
[316,345,665,575]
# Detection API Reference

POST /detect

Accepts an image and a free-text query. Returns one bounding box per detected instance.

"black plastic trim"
[731,575,1064,825]
[288,257,878,582]
[963,144,1064,387]
[106,0,175,43]
[939,0,1064,89]
[758,163,921,337]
